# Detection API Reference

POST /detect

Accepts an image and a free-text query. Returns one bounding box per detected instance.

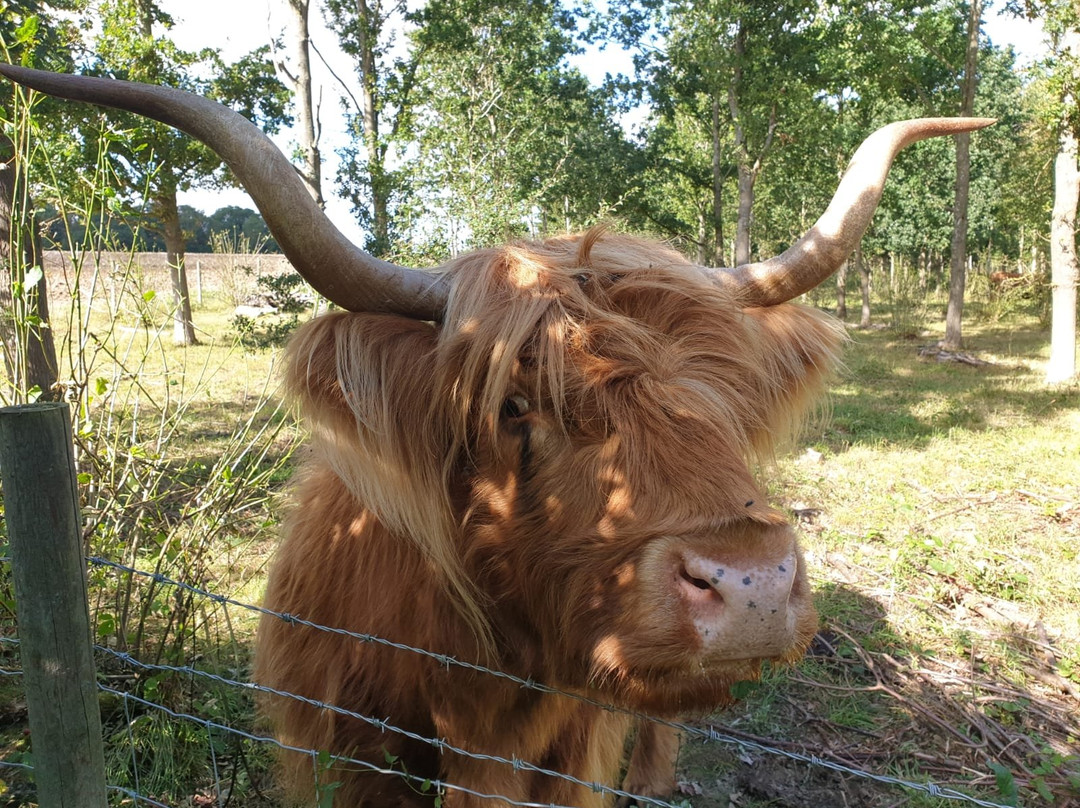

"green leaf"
[95,378,109,396]
[77,472,92,484]
[317,785,339,808]
[314,750,342,808]
[142,290,157,302]
[14,15,39,45]
[988,761,1019,806]
[142,673,165,702]
[96,613,116,638]
[928,558,957,576]
[1034,776,1053,802]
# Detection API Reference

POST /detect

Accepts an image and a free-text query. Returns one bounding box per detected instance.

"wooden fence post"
[0,402,107,807]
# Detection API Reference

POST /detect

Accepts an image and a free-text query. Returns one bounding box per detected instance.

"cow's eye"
[500,394,531,420]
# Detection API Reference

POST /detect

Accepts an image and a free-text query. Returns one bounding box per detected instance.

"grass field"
[0,260,1077,807]
[679,315,1079,808]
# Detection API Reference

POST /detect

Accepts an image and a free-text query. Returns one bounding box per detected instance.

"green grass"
[2,258,300,806]
[2,259,1078,807]
[683,315,1080,808]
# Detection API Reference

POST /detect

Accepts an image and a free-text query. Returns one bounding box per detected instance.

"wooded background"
[1,0,1077,371]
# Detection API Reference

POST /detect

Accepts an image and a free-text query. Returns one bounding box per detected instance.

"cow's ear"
[741,304,845,454]
[284,311,440,437]
[284,312,491,640]
[284,311,450,528]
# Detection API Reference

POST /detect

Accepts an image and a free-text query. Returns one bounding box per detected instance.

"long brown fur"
[254,229,843,806]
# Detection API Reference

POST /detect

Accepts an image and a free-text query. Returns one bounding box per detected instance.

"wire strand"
[96,646,683,808]
[84,556,1017,808]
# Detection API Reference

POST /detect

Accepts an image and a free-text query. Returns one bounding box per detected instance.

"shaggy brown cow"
[0,64,992,808]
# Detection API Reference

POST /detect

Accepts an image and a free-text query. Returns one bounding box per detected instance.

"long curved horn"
[707,117,995,307]
[0,64,448,319]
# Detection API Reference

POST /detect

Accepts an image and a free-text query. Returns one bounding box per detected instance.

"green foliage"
[228,271,309,350]
[988,760,1020,806]
[405,0,635,249]
[41,202,271,253]
[0,116,298,804]
[199,205,279,253]
[0,1,79,75]
[104,710,209,798]
[63,0,291,270]
[728,679,761,700]
[257,272,309,314]
[231,310,301,350]
[968,270,1048,325]
[323,0,417,256]
[883,257,932,338]
[314,750,344,808]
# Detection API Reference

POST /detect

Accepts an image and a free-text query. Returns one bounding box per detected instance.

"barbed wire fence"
[0,403,1018,808]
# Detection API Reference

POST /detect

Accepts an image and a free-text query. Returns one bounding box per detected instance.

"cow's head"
[0,65,992,713]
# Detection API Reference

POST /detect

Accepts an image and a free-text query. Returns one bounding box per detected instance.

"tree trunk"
[137,0,153,37]
[1047,110,1079,383]
[710,94,724,266]
[158,190,198,346]
[858,245,871,327]
[729,108,777,267]
[0,150,58,400]
[734,163,754,267]
[356,0,389,255]
[942,0,982,351]
[285,0,324,207]
[727,22,777,267]
[696,209,708,265]
[835,259,847,320]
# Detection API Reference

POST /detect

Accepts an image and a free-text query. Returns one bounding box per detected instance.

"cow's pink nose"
[677,551,799,659]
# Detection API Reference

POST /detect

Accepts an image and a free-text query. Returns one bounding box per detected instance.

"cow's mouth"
[586,658,767,714]
[583,630,811,714]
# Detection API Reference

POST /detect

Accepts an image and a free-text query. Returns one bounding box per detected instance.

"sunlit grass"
[5,253,1079,807]
[699,314,1080,807]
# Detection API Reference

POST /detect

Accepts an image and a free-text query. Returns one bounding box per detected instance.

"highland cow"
[0,64,992,808]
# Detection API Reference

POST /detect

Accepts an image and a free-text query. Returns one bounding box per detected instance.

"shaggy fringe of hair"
[284,227,844,652]
[442,229,843,463]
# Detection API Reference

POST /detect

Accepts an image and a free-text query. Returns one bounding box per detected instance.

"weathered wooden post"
[0,402,107,807]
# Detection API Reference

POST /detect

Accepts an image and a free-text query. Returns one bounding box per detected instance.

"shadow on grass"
[818,322,1078,454]
[675,583,1080,808]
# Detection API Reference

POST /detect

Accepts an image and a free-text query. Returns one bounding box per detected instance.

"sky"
[162,0,1048,249]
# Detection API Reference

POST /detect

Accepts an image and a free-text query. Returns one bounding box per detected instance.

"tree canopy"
[4,0,1074,355]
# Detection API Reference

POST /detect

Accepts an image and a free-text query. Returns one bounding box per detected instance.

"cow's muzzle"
[677,548,802,660]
